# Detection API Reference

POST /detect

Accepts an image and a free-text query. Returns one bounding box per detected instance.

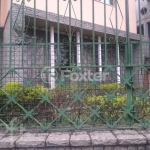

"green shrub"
[0,82,48,103]
[100,83,125,93]
[19,84,48,102]
[86,93,150,122]
[0,82,49,123]
[86,94,126,121]
[1,82,23,96]
[1,82,150,125]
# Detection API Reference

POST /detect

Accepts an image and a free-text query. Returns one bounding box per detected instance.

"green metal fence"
[0,0,150,132]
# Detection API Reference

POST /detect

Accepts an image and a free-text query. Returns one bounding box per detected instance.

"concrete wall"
[0,0,10,27]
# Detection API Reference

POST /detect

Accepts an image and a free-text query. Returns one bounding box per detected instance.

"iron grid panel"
[0,0,150,132]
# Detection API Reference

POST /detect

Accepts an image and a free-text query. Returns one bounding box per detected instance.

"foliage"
[19,84,47,102]
[0,82,48,102]
[100,82,125,93]
[0,82,150,126]
[0,82,49,123]
[0,82,23,97]
[86,94,150,122]
[86,94,126,122]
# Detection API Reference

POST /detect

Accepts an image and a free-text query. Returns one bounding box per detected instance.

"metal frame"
[0,0,150,132]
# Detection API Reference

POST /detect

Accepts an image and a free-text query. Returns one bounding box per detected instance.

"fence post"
[125,0,134,126]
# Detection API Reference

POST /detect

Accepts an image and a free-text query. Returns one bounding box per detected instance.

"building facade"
[0,0,141,88]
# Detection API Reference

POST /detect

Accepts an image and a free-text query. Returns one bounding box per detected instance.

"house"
[0,0,140,89]
[136,0,150,40]
[135,0,150,92]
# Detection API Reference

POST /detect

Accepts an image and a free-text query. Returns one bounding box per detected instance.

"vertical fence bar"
[104,0,107,66]
[115,0,118,64]
[138,0,142,64]
[80,0,83,66]
[45,0,48,66]
[69,0,72,66]
[57,0,60,66]
[34,0,36,66]
[125,0,133,125]
[9,0,13,68]
[22,0,25,67]
[131,43,136,119]
[115,0,120,83]
[92,0,95,66]
[21,0,25,67]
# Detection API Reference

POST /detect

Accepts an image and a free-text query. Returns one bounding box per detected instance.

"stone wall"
[2,3,24,84]
[0,130,150,150]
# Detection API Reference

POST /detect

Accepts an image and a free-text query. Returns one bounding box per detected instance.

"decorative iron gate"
[0,0,150,132]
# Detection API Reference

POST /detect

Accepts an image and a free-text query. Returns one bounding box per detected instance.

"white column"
[50,26,55,89]
[117,45,121,83]
[98,36,102,73]
[76,32,81,66]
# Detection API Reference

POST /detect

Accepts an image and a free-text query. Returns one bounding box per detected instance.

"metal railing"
[0,0,150,132]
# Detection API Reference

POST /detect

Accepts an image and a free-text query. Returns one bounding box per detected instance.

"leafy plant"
[86,94,126,122]
[100,82,125,93]
[0,82,49,123]
[0,82,23,96]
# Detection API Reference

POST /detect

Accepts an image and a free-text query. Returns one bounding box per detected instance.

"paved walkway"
[0,129,150,149]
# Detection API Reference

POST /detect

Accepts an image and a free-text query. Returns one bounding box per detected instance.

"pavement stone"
[146,146,150,150]
[0,133,6,140]
[142,133,150,144]
[46,132,70,147]
[104,146,114,150]
[0,134,20,148]
[113,130,146,145]
[70,132,91,147]
[128,146,138,150]
[94,147,104,150]
[137,146,146,150]
[114,146,128,150]
[0,130,149,149]
[116,134,146,145]
[82,147,93,150]
[113,130,138,135]
[16,133,49,148]
[89,131,117,146]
